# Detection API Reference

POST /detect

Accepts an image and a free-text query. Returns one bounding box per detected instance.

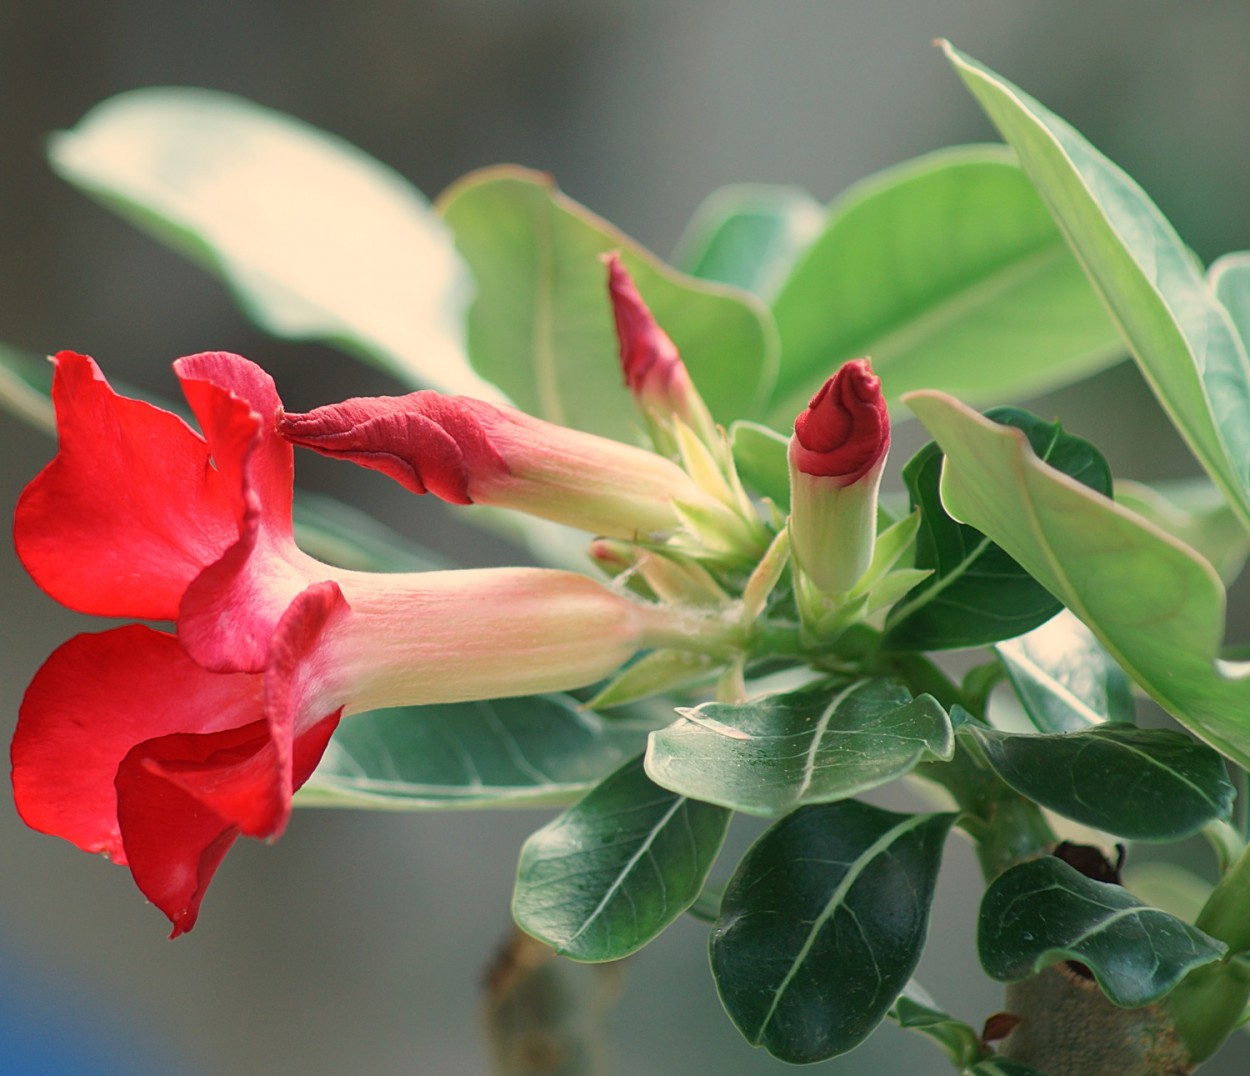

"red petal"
[12,626,264,863]
[173,353,313,673]
[14,353,238,620]
[603,252,683,398]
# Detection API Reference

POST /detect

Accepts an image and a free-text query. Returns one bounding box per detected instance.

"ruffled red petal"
[174,352,313,673]
[14,353,239,620]
[11,626,264,862]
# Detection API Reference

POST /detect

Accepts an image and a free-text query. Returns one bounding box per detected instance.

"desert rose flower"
[603,252,718,452]
[787,360,890,595]
[13,352,698,935]
[278,386,741,543]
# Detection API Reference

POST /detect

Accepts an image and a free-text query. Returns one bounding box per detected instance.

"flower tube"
[787,360,890,595]
[13,352,694,934]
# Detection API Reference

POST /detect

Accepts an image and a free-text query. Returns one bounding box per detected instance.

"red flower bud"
[791,359,889,486]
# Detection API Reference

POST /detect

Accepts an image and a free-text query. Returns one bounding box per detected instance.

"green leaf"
[978,856,1226,1007]
[49,88,482,394]
[995,610,1133,733]
[0,343,55,435]
[437,166,777,443]
[298,696,650,809]
[711,802,955,1063]
[967,723,1234,841]
[890,981,982,1068]
[729,420,791,507]
[943,42,1250,532]
[512,754,730,961]
[883,408,1111,651]
[1115,478,1250,585]
[291,491,448,573]
[645,678,953,816]
[671,184,824,299]
[906,390,1250,770]
[766,145,1121,428]
[969,1059,1047,1076]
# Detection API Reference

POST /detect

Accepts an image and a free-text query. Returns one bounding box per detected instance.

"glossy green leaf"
[513,754,730,961]
[995,610,1132,733]
[1115,478,1250,585]
[438,166,777,443]
[979,856,1226,1007]
[645,678,953,816]
[967,723,1233,841]
[944,42,1250,531]
[671,184,824,299]
[49,88,484,394]
[729,420,791,507]
[0,344,54,435]
[883,408,1111,651]
[766,145,1121,427]
[711,802,955,1063]
[298,697,650,809]
[906,390,1250,770]
[890,981,982,1068]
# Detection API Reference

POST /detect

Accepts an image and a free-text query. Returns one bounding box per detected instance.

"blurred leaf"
[291,491,448,573]
[513,754,730,961]
[967,723,1233,841]
[671,184,823,299]
[298,697,650,809]
[730,420,791,507]
[995,610,1132,733]
[645,679,953,816]
[883,409,1111,651]
[49,88,485,395]
[969,1060,1047,1075]
[906,390,1250,770]
[0,344,54,435]
[711,801,954,1063]
[438,166,777,443]
[890,981,982,1068]
[1116,477,1250,585]
[767,145,1121,427]
[979,857,1226,1007]
[1123,862,1214,925]
[944,43,1250,532]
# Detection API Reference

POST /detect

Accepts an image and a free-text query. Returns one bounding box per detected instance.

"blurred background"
[4,1,1250,1072]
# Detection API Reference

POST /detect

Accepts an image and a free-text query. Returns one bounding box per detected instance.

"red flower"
[14,352,661,934]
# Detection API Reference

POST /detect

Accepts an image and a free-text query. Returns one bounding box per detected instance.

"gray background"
[3,2,1249,1073]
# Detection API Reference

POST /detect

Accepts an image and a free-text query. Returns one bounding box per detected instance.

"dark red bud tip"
[792,360,889,484]
[279,393,510,505]
[603,251,684,396]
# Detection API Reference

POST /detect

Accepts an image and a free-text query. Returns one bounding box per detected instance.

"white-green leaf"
[50,88,486,395]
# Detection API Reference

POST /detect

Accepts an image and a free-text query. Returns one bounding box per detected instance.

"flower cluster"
[13,260,890,935]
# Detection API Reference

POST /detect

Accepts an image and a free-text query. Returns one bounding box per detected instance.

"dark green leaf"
[968,723,1233,840]
[944,42,1250,531]
[883,407,1111,651]
[298,697,649,809]
[438,166,776,443]
[291,491,448,573]
[513,754,730,961]
[646,679,953,816]
[711,801,955,1063]
[671,184,823,299]
[766,146,1120,428]
[49,88,480,394]
[996,611,1133,733]
[979,857,1226,1007]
